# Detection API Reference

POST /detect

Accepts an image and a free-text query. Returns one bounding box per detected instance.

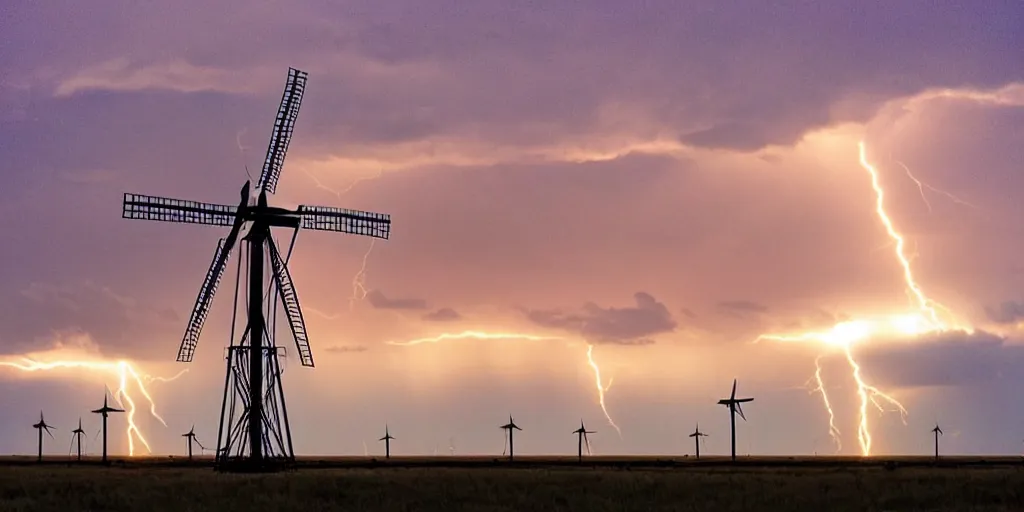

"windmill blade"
[45,426,55,439]
[123,193,239,227]
[267,236,314,367]
[177,219,243,363]
[502,429,508,456]
[296,205,391,239]
[736,403,747,421]
[584,432,592,455]
[731,379,737,400]
[257,67,308,195]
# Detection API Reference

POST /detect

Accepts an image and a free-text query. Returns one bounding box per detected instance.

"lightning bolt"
[586,344,621,437]
[808,355,841,453]
[387,331,623,434]
[385,330,560,346]
[0,357,187,456]
[349,240,375,311]
[303,166,385,311]
[895,160,979,213]
[757,140,968,456]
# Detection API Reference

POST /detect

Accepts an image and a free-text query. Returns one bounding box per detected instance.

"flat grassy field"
[0,457,1022,511]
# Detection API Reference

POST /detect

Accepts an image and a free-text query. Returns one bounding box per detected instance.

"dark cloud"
[324,345,368,354]
[423,308,461,322]
[984,301,1024,324]
[857,330,1024,389]
[717,300,769,317]
[0,280,179,357]
[366,290,428,310]
[523,292,675,345]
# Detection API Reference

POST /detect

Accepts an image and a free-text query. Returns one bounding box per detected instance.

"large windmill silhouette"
[122,67,392,470]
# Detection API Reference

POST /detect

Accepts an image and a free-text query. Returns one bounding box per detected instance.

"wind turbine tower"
[932,424,943,460]
[717,378,754,461]
[183,425,205,461]
[572,420,595,462]
[689,423,708,460]
[121,67,392,471]
[70,418,85,461]
[32,412,55,462]
[91,395,124,463]
[500,416,522,461]
[379,425,394,459]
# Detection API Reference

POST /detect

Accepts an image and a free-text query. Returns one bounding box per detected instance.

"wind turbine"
[70,418,85,461]
[183,425,205,461]
[91,394,124,463]
[32,411,55,462]
[379,425,394,459]
[500,415,522,461]
[717,378,754,461]
[572,420,595,462]
[932,423,943,460]
[688,423,709,460]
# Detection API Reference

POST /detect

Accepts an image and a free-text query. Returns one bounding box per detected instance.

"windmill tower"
[121,67,392,471]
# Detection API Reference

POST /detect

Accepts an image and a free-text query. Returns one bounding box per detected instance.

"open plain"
[0,456,1022,511]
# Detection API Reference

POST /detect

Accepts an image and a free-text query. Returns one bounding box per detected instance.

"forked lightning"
[758,140,969,455]
[0,357,186,455]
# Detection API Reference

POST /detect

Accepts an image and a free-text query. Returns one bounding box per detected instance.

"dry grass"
[0,461,1022,511]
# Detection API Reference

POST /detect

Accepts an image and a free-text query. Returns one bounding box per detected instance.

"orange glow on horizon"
[0,353,186,456]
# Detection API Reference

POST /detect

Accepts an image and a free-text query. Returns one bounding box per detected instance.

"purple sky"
[1,1,1023,458]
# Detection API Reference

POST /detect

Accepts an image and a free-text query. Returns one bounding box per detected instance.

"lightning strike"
[0,357,186,456]
[385,330,560,346]
[809,356,841,452]
[349,240,375,310]
[896,161,979,212]
[387,331,623,434]
[586,344,621,437]
[758,140,968,456]
[303,167,385,311]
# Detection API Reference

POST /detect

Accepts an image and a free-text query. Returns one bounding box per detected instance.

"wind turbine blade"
[502,430,508,456]
[585,433,592,455]
[731,378,737,400]
[736,403,747,421]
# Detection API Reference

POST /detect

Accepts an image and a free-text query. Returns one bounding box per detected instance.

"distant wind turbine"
[500,415,522,461]
[932,423,943,460]
[717,378,754,461]
[69,418,85,462]
[91,394,124,463]
[379,425,394,459]
[688,423,709,460]
[572,420,595,462]
[32,411,55,462]
[182,425,205,461]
